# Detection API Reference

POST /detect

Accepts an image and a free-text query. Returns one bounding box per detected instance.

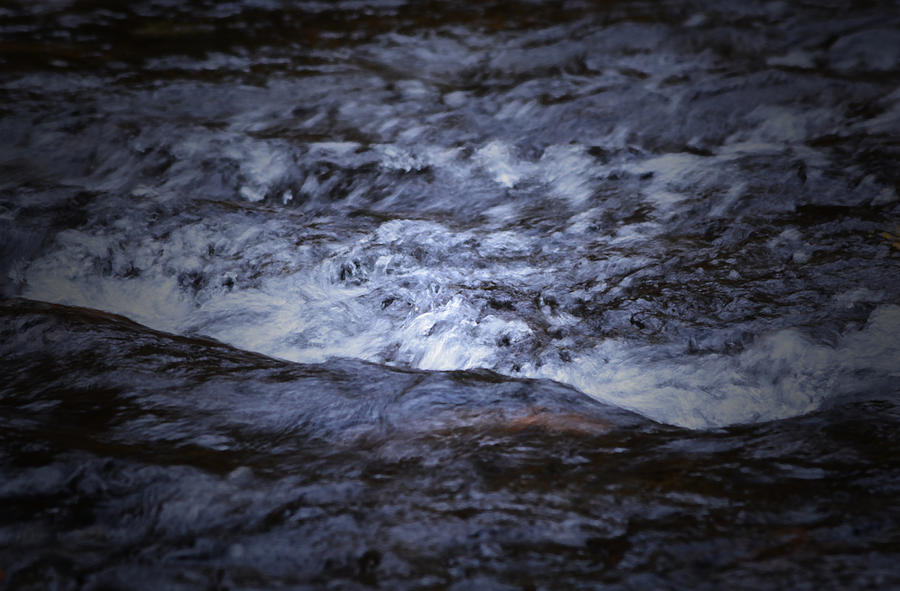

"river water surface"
[1,0,899,589]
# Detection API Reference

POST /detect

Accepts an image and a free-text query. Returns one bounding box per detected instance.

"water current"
[1,0,899,588]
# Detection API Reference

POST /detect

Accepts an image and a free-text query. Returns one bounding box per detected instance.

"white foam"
[226,140,290,202]
[479,231,532,256]
[396,298,533,371]
[442,91,468,108]
[496,98,538,121]
[539,144,596,206]
[742,105,840,145]
[488,34,586,75]
[309,141,362,156]
[528,305,900,429]
[709,181,746,217]
[836,305,900,376]
[609,222,663,245]
[395,79,429,100]
[191,276,393,364]
[476,141,527,188]
[19,208,899,431]
[376,145,426,173]
[627,152,702,185]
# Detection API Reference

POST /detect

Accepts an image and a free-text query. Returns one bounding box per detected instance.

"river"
[1,0,899,589]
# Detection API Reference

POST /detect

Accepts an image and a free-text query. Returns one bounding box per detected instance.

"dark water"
[1,0,899,588]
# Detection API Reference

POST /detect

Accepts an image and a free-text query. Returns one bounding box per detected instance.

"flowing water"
[1,0,899,588]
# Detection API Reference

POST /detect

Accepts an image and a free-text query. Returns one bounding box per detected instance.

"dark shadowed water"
[1,0,899,589]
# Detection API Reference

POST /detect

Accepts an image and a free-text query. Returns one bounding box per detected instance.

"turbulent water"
[2,0,900,588]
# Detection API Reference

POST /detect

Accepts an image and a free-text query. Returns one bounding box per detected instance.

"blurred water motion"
[1,0,899,588]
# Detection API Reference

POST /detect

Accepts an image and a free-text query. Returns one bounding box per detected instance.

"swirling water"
[1,0,899,588]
